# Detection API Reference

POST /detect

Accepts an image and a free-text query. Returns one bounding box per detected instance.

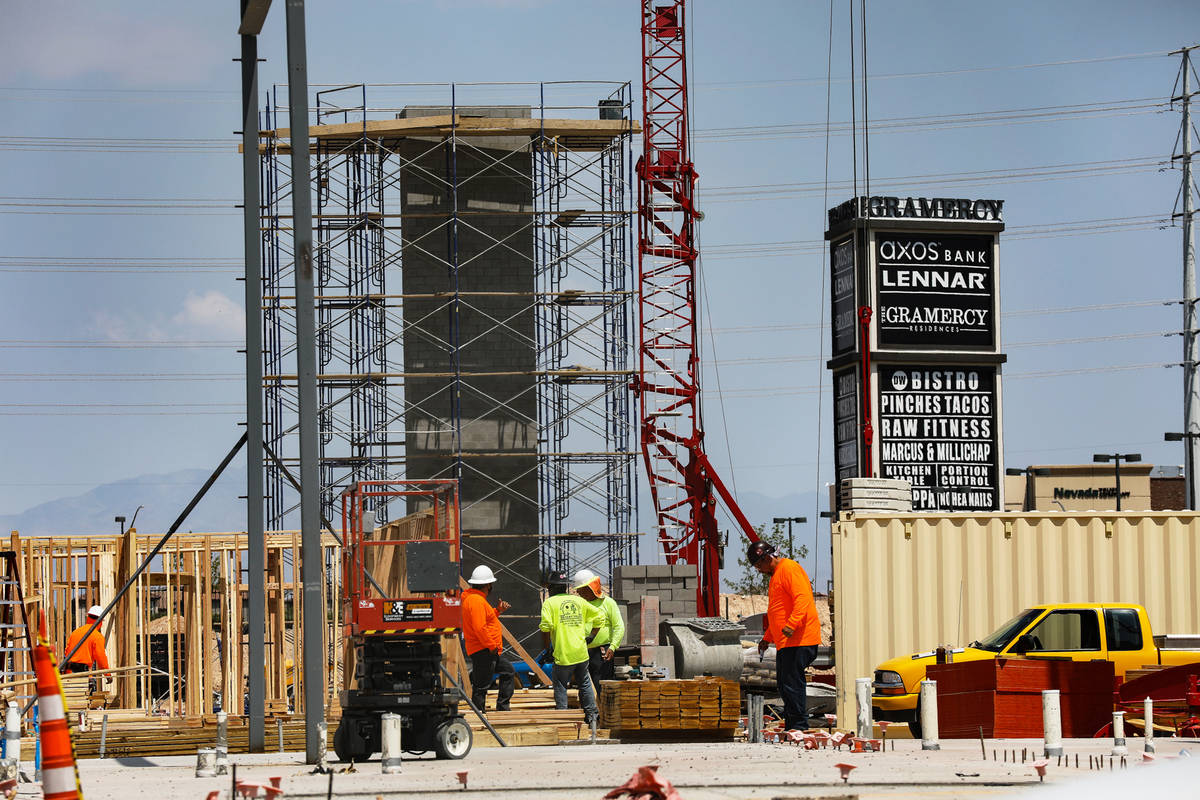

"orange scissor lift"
[332,480,473,761]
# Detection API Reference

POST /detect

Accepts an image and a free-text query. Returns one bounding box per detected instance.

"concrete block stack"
[612,564,697,619]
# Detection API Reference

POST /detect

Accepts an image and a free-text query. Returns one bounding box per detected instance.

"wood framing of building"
[7,529,344,719]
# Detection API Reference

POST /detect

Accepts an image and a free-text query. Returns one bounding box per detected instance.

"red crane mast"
[637,0,758,616]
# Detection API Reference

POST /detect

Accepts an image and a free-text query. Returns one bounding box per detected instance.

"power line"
[0,50,1165,105]
[0,135,234,153]
[710,299,1177,334]
[0,256,240,273]
[0,402,240,408]
[697,50,1167,91]
[699,362,1179,399]
[0,154,1169,220]
[0,372,241,382]
[696,97,1166,143]
[0,96,1169,157]
[703,155,1167,202]
[0,340,239,349]
[701,213,1174,260]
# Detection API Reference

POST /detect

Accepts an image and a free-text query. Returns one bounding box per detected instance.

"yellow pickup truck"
[872,603,1200,736]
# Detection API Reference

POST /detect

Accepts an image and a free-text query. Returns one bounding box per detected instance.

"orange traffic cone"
[33,610,82,800]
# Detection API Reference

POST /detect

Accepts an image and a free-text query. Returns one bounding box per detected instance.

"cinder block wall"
[399,106,540,633]
[612,564,698,619]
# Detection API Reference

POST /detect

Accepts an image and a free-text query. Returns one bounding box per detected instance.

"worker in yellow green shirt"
[539,571,602,722]
[573,569,625,690]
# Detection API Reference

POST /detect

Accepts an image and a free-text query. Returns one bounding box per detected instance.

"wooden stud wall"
[7,529,343,719]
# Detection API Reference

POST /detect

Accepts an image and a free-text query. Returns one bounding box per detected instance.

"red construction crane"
[636,0,758,617]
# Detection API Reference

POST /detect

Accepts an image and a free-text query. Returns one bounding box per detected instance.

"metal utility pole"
[771,516,807,561]
[282,0,324,764]
[1174,45,1199,509]
[238,0,270,753]
[1092,453,1141,512]
[1004,466,1051,512]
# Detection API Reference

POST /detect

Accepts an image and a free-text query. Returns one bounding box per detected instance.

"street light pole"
[1166,432,1200,509]
[1092,453,1142,512]
[772,516,807,560]
[1004,467,1051,512]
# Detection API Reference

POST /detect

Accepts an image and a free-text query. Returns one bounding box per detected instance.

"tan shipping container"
[831,512,1200,726]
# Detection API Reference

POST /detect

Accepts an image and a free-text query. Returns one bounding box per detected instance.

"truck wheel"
[434,717,473,759]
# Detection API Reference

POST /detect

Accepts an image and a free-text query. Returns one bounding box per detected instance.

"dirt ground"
[719,592,833,643]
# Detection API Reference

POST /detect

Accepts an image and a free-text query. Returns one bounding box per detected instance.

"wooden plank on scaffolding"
[115,529,131,707]
[68,543,76,643]
[221,550,234,716]
[47,538,56,649]
[234,558,244,716]
[187,550,199,716]
[202,536,212,717]
[83,542,92,609]
[291,528,300,713]
[98,551,116,674]
[167,539,177,716]
[267,548,280,702]
[140,541,151,714]
[331,542,343,701]
[320,542,329,706]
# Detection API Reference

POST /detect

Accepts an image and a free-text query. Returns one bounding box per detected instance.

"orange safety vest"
[763,558,820,648]
[461,588,503,655]
[63,622,109,670]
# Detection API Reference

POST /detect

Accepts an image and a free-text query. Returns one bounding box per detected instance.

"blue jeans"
[777,644,818,730]
[551,661,598,721]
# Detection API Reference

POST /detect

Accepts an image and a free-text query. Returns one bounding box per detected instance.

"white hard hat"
[87,605,103,618]
[467,565,497,585]
[573,569,598,590]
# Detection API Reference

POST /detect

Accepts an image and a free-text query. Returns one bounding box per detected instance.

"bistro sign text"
[829,195,1004,227]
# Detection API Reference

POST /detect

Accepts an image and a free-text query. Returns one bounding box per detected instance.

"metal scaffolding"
[259,83,639,623]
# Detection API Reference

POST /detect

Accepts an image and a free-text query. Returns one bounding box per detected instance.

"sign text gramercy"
[828,196,1004,227]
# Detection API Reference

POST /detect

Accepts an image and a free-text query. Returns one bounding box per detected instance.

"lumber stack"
[599,678,739,736]
[70,717,318,758]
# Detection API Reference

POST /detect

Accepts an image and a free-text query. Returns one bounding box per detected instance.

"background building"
[1001,463,1181,511]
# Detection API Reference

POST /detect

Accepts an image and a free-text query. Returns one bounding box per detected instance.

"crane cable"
[810,0,838,583]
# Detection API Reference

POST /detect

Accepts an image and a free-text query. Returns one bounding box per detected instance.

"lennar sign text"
[829,196,1004,226]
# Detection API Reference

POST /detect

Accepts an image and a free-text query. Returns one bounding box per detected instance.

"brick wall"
[1151,476,1186,510]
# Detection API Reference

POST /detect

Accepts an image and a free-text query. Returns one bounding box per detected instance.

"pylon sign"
[826,195,1006,512]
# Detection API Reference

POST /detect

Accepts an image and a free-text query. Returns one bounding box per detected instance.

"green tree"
[723,522,809,595]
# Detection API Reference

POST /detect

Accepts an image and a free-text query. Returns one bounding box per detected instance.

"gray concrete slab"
[44,737,1200,800]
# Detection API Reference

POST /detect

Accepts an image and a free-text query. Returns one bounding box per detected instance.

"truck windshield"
[973,608,1042,652]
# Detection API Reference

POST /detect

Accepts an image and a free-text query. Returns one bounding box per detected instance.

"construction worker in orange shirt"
[461,565,515,713]
[750,541,820,730]
[62,605,111,679]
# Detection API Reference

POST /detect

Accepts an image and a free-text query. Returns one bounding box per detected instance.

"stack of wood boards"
[68,716,324,758]
[599,678,739,737]
[469,688,599,745]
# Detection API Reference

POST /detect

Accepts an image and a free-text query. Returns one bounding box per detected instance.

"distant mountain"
[0,466,250,536]
[0,467,830,587]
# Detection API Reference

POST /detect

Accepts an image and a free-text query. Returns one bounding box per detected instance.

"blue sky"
[0,1,1197,567]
